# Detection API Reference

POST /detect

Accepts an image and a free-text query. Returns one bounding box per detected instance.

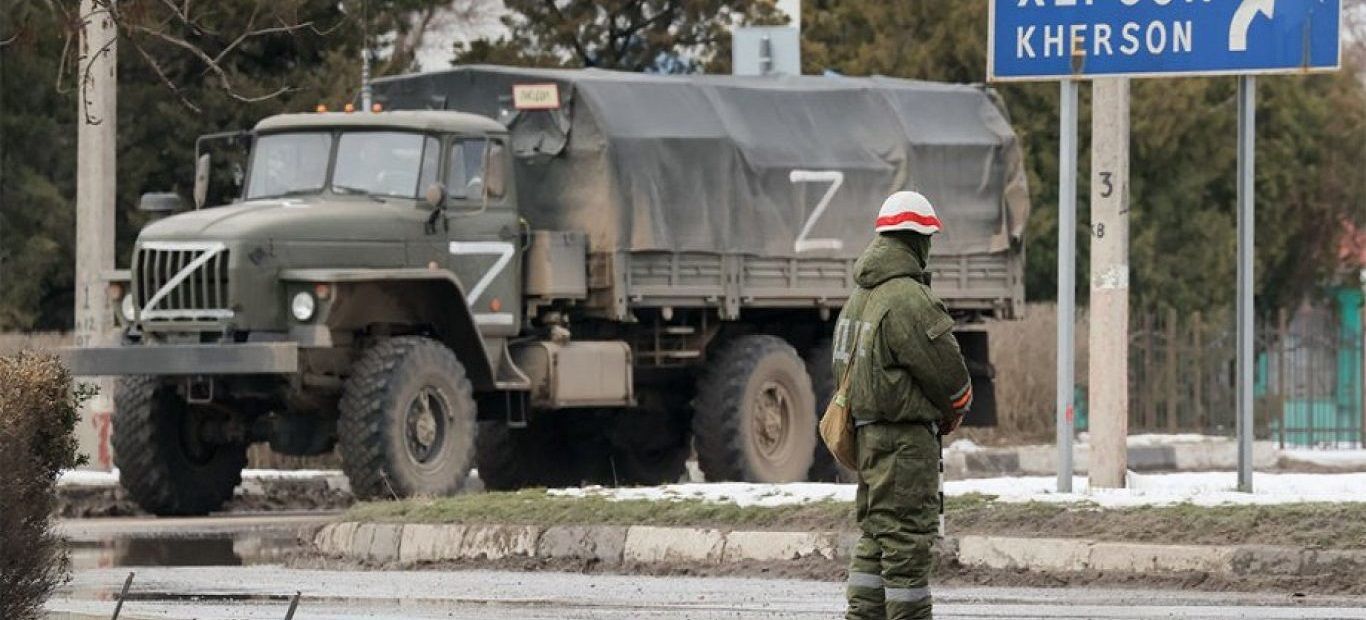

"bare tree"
[9,0,493,115]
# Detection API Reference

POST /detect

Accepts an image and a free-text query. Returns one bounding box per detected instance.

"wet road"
[47,514,1366,619]
[48,566,1366,620]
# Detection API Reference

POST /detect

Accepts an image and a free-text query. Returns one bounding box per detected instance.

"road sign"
[989,0,1342,81]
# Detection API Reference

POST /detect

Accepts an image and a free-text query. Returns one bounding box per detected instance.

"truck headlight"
[121,294,137,322]
[291,291,316,321]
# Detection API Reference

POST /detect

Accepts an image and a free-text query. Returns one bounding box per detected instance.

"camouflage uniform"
[833,232,973,620]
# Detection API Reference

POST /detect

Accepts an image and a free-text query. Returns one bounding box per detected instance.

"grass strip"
[347,491,1366,550]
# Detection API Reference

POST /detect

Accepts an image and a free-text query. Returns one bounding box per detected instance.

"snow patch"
[550,472,1366,508]
[1282,449,1366,468]
[57,468,343,487]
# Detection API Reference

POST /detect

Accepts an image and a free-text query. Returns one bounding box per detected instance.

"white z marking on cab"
[789,170,846,253]
[449,241,515,326]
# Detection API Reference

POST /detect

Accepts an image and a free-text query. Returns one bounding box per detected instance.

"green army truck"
[65,66,1029,515]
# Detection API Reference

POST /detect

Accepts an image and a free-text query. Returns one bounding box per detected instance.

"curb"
[316,522,842,565]
[314,522,1366,578]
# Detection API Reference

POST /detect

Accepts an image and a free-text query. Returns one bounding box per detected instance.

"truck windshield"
[246,132,330,199]
[245,130,439,201]
[333,132,436,199]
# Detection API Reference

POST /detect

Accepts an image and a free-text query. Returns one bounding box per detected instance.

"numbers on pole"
[1099,171,1114,198]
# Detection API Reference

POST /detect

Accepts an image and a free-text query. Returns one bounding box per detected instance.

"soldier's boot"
[846,535,886,620]
[880,531,936,620]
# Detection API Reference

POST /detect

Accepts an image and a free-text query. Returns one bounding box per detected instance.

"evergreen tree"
[453,0,786,73]
[803,0,1366,315]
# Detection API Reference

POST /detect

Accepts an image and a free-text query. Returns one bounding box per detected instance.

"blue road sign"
[989,0,1342,81]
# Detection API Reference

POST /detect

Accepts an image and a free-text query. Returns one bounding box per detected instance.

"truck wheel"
[611,443,689,485]
[608,407,689,485]
[475,420,580,491]
[693,335,817,482]
[804,338,857,483]
[112,376,247,516]
[338,337,476,500]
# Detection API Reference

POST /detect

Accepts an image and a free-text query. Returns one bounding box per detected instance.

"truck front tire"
[112,376,247,516]
[338,337,476,500]
[804,338,855,482]
[693,335,817,483]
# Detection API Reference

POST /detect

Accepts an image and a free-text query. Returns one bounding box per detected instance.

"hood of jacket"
[853,232,931,289]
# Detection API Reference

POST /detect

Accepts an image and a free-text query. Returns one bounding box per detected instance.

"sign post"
[989,0,1342,494]
[1055,78,1078,494]
[1237,75,1256,492]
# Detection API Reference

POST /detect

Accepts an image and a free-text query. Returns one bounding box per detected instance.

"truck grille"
[133,241,232,321]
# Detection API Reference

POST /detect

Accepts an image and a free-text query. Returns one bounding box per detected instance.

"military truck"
[66,66,1029,515]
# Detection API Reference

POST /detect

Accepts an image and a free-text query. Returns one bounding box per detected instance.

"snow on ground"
[56,469,118,487]
[1282,449,1366,468]
[550,471,1366,508]
[1073,432,1232,447]
[552,482,857,507]
[57,468,342,487]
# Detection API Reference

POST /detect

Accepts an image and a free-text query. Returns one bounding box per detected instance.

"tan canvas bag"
[819,331,861,471]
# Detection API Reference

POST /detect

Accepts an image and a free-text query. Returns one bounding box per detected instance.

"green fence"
[1118,290,1364,447]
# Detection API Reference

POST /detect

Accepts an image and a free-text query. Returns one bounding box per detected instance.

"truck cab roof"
[254,110,507,135]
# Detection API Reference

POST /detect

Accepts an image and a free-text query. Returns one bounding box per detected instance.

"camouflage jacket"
[833,234,973,426]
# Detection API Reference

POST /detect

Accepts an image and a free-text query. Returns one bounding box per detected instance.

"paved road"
[49,565,1366,620]
[47,513,1366,619]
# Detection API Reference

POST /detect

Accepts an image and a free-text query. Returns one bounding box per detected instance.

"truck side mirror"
[424,182,448,208]
[423,182,448,234]
[193,153,211,209]
[485,143,507,199]
[139,192,184,218]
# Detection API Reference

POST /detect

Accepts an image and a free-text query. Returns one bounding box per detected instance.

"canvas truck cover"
[372,66,1030,260]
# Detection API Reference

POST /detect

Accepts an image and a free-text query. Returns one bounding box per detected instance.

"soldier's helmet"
[874,191,941,236]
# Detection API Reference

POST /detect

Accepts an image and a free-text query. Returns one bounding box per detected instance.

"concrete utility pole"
[74,0,118,471]
[1088,78,1131,489]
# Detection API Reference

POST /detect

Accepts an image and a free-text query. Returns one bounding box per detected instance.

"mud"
[58,479,353,518]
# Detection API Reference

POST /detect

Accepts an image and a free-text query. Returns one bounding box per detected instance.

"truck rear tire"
[475,420,580,491]
[112,376,247,516]
[607,406,690,485]
[804,338,855,482]
[338,337,476,500]
[693,335,817,482]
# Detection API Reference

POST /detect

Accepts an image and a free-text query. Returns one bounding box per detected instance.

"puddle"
[68,534,303,569]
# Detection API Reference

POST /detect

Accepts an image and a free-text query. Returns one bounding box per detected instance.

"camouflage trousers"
[845,421,940,620]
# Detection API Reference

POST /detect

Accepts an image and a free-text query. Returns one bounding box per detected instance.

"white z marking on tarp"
[789,170,846,253]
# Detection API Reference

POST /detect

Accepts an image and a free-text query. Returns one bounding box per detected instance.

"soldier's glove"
[939,410,965,436]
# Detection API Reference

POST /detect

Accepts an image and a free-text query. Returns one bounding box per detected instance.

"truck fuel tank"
[511,340,633,409]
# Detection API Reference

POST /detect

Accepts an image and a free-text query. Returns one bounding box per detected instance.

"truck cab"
[72,110,538,515]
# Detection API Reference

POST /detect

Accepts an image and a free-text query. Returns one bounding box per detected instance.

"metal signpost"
[989,0,1342,493]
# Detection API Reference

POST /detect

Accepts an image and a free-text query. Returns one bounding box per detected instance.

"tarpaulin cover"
[373,65,1030,259]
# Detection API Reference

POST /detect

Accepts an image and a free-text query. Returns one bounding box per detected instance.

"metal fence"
[1123,300,1364,447]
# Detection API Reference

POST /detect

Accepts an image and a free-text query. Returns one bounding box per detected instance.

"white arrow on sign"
[1229,0,1275,52]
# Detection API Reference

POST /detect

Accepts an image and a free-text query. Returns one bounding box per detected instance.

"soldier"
[834,191,973,620]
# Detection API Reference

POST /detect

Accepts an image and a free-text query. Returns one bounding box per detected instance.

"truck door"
[444,138,521,337]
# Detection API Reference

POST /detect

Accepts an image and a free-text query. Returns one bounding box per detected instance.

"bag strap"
[835,327,863,395]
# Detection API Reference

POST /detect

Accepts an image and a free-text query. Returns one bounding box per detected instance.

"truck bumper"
[60,342,298,376]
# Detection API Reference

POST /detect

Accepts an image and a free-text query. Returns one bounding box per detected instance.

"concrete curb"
[314,522,1366,578]
[315,522,844,565]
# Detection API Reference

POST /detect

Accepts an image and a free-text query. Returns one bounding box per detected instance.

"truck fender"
[281,268,503,391]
